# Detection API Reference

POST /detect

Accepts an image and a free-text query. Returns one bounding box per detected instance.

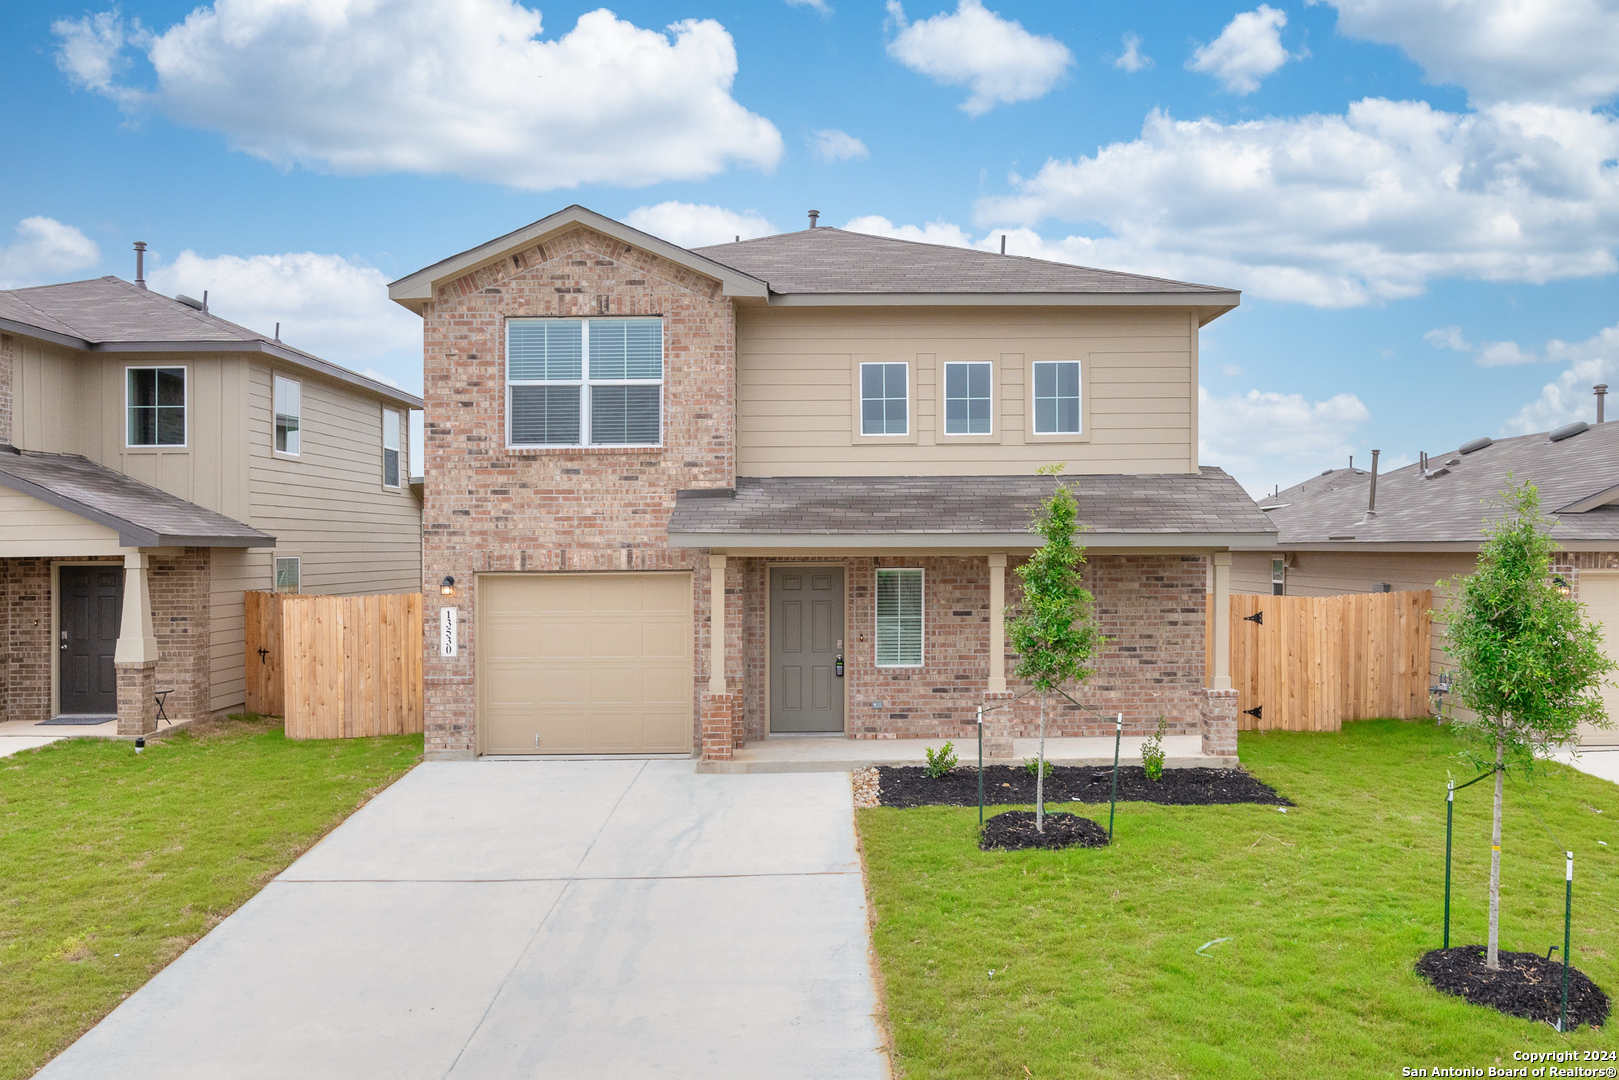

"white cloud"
[1113,32,1153,73]
[147,251,420,376]
[53,1,781,191]
[1475,340,1539,367]
[784,0,832,13]
[1323,0,1619,107]
[975,99,1619,307]
[0,217,102,289]
[885,0,1072,116]
[1424,325,1472,351]
[842,215,980,248]
[1187,5,1302,95]
[1506,357,1616,434]
[623,202,776,248]
[1199,384,1371,494]
[1219,363,1245,377]
[809,128,869,163]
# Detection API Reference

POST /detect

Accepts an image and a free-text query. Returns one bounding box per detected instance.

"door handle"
[60,630,68,650]
[835,654,844,677]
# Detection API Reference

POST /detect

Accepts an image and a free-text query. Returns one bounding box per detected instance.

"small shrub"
[1024,756,1054,780]
[1141,717,1168,781]
[924,741,958,779]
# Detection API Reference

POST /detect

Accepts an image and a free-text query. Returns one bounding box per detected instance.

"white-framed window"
[859,362,909,436]
[1032,361,1082,435]
[126,366,186,446]
[506,317,663,447]
[273,375,301,455]
[274,557,301,593]
[943,361,992,435]
[382,408,402,488]
[875,567,924,667]
[1271,558,1286,597]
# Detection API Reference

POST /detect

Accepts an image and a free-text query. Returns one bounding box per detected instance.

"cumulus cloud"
[784,0,832,13]
[0,217,102,289]
[1323,0,1619,107]
[885,0,1072,116]
[1187,5,1302,95]
[623,202,776,248]
[1424,325,1471,351]
[1219,363,1245,377]
[1199,384,1371,494]
[809,128,869,163]
[147,251,420,374]
[1113,32,1153,73]
[974,99,1619,307]
[52,1,781,191]
[842,215,980,248]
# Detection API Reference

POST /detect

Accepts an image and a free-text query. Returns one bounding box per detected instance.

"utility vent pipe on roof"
[1597,383,1608,424]
[1363,448,1380,520]
[807,210,820,228]
[133,241,147,290]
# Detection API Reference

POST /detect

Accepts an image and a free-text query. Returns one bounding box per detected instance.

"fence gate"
[1230,590,1432,731]
[244,590,286,716]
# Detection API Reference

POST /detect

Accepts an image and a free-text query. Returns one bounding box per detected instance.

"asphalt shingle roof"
[691,228,1234,296]
[669,469,1275,540]
[0,448,274,548]
[1256,421,1619,545]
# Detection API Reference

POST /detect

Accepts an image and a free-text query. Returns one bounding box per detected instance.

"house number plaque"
[440,607,458,657]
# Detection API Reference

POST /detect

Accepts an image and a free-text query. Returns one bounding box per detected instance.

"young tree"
[1442,480,1615,969]
[1005,466,1104,831]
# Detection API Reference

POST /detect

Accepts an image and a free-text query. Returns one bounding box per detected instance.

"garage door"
[1580,571,1619,747]
[478,572,693,755]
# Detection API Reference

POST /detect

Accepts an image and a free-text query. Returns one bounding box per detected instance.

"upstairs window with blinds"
[382,408,402,487]
[507,318,663,447]
[875,568,924,667]
[273,375,301,455]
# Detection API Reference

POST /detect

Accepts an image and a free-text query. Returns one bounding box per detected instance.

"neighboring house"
[0,272,424,736]
[390,205,1276,762]
[1232,418,1619,744]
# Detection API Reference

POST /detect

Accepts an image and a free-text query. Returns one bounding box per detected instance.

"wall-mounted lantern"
[440,576,456,597]
[1553,575,1572,599]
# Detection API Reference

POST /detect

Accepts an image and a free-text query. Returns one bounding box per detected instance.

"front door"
[59,565,123,716]
[770,566,845,733]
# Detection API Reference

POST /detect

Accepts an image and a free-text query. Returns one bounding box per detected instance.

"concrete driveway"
[37,760,890,1079]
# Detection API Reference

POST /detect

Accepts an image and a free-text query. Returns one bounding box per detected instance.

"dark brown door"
[770,566,845,733]
[60,566,122,716]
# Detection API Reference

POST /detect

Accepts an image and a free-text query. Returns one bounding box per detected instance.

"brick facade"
[150,548,211,726]
[1,557,51,724]
[420,224,735,758]
[116,660,158,737]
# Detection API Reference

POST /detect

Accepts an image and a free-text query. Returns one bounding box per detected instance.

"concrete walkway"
[700,733,1228,773]
[37,760,889,1080]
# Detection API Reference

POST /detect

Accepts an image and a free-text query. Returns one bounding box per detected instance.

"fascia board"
[1556,483,1619,514]
[761,292,1241,312]
[669,530,1273,550]
[0,316,90,351]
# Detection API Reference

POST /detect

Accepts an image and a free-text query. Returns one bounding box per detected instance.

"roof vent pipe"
[807,210,820,228]
[1365,449,1380,518]
[1597,383,1608,424]
[1001,234,1007,254]
[133,241,147,290]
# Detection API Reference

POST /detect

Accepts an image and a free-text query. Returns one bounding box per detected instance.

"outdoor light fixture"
[440,576,456,596]
[134,736,145,754]
[1554,575,1572,598]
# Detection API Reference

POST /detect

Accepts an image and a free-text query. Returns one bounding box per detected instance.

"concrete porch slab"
[696,734,1236,774]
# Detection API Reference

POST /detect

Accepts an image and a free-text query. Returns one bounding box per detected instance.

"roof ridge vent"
[1550,420,1590,443]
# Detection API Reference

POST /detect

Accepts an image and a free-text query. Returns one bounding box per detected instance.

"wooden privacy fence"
[244,591,423,739]
[1229,590,1432,732]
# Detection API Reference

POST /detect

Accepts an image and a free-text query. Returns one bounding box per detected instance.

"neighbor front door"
[770,566,845,733]
[59,565,122,716]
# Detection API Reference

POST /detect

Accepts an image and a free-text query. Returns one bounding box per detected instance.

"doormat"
[40,715,115,726]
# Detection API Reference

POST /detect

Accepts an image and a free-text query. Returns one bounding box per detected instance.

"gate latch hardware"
[1243,611,1263,625]
[1242,705,1263,720]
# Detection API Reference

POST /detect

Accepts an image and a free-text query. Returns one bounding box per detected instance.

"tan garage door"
[478,572,693,755]
[1580,571,1619,747]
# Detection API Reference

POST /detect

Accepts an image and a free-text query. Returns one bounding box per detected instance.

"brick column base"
[701,692,738,761]
[117,661,158,737]
[1200,688,1239,758]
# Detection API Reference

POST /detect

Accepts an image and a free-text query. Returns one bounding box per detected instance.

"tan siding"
[0,488,123,554]
[734,306,1198,476]
[209,548,269,712]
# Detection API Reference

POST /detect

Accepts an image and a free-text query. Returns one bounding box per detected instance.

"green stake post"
[1561,851,1573,1033]
[1108,713,1121,842]
[977,705,984,828]
[1444,779,1454,949]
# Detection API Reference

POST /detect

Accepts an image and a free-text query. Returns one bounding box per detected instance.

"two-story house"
[390,205,1274,762]
[0,271,423,736]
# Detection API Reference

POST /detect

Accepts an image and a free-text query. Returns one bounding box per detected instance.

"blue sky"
[4,0,1617,494]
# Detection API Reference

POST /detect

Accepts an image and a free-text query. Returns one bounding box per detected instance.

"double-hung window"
[507,318,663,447]
[943,361,992,435]
[875,568,924,667]
[1032,360,1082,435]
[860,362,908,436]
[274,557,301,593]
[382,408,402,488]
[127,366,186,446]
[274,375,301,455]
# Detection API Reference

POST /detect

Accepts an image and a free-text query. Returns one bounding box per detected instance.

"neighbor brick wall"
[420,224,736,757]
[149,548,211,725]
[1,558,52,724]
[0,333,13,446]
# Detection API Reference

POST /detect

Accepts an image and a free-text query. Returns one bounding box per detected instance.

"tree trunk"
[1487,732,1505,970]
[1036,692,1047,832]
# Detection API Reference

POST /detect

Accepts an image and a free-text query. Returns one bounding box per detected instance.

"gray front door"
[770,566,845,733]
[60,565,123,716]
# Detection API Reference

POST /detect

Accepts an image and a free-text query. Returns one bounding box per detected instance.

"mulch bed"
[1416,946,1610,1029]
[877,764,1291,809]
[979,810,1109,851]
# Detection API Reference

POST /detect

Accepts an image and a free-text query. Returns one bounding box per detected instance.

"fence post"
[977,705,984,828]
[1108,713,1121,842]
[1561,851,1573,1032]
[1444,778,1454,949]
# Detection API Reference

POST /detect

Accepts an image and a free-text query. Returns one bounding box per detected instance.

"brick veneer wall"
[1,558,52,724]
[420,224,736,757]
[150,548,211,725]
[0,332,13,446]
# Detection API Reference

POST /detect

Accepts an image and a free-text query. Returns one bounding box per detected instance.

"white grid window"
[860,362,908,436]
[274,375,301,455]
[943,361,992,435]
[507,318,663,447]
[382,409,401,488]
[1032,361,1082,434]
[274,557,300,593]
[875,568,924,667]
[127,367,186,446]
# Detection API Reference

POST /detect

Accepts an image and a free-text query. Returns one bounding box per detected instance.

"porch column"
[987,553,1007,693]
[1211,552,1231,690]
[115,551,159,737]
[707,553,727,693]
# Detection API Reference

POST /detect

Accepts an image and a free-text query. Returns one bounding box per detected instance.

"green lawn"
[858,720,1619,1079]
[0,715,421,1080]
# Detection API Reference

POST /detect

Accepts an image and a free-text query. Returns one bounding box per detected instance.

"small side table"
[154,689,175,726]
